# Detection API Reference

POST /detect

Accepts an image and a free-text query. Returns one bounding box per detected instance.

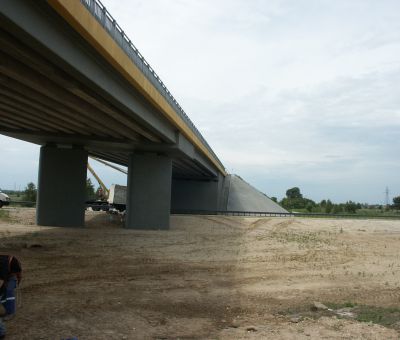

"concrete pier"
[36,145,88,227]
[125,153,172,230]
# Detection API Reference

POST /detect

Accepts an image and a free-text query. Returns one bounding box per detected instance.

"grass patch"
[325,301,357,309]
[325,302,400,329]
[0,209,10,221]
[356,305,400,328]
[279,302,400,330]
[7,194,24,202]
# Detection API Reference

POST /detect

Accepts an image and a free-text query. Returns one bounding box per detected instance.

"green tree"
[286,187,303,199]
[23,182,37,202]
[393,196,400,210]
[280,197,307,209]
[344,201,357,213]
[333,204,342,214]
[280,187,315,210]
[325,200,333,213]
[86,179,96,200]
[270,197,278,203]
[306,202,313,212]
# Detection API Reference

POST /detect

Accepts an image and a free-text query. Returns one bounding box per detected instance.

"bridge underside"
[0,12,216,180]
[0,0,226,229]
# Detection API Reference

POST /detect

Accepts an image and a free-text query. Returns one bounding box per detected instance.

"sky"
[1,0,400,203]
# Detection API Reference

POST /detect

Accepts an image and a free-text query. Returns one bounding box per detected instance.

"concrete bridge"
[0,0,285,229]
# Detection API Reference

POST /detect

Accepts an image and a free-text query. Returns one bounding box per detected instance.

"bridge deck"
[0,0,226,179]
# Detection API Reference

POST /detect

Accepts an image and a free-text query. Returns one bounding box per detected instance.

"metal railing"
[171,209,400,220]
[80,0,225,171]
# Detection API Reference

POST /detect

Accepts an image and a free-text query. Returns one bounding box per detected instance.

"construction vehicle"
[86,157,127,212]
[0,190,10,208]
[107,184,127,212]
[87,162,109,201]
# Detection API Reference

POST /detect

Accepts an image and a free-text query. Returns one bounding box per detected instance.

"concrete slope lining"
[227,175,288,213]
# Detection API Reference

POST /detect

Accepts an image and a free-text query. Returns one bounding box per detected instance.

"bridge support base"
[36,145,88,227]
[125,153,172,230]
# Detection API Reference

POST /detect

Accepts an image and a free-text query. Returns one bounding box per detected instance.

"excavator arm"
[87,162,109,198]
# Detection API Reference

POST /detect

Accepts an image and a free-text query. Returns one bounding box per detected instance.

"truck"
[86,157,127,212]
[0,190,11,208]
[87,184,127,212]
[107,184,127,212]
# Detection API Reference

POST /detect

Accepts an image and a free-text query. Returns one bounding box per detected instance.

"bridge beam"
[125,153,172,230]
[36,145,88,227]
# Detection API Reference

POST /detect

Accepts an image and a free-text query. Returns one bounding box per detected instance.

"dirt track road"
[1,208,400,339]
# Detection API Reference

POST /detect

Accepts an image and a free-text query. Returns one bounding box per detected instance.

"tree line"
[5,179,98,203]
[4,182,400,213]
[272,187,400,213]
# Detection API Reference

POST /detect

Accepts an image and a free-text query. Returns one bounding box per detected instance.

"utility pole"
[385,186,389,207]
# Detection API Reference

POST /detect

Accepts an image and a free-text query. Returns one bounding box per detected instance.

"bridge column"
[125,153,172,230]
[36,145,88,227]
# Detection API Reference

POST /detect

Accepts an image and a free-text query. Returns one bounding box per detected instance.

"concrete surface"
[171,177,221,211]
[125,153,172,230]
[36,145,88,227]
[226,175,287,213]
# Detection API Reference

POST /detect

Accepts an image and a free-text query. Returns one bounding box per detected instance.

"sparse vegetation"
[0,210,10,221]
[86,178,96,200]
[269,230,332,247]
[281,302,400,330]
[393,196,400,210]
[23,182,37,203]
[326,303,400,329]
[356,305,400,328]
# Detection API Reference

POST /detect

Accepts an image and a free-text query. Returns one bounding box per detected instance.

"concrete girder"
[0,120,21,130]
[0,127,210,179]
[0,110,44,132]
[0,0,177,144]
[0,29,161,143]
[0,97,74,133]
[0,85,92,136]
[0,117,40,132]
[0,77,109,137]
[0,50,140,141]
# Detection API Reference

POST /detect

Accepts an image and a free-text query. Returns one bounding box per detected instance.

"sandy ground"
[0,207,400,339]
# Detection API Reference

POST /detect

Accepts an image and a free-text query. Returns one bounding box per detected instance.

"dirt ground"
[1,207,400,339]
